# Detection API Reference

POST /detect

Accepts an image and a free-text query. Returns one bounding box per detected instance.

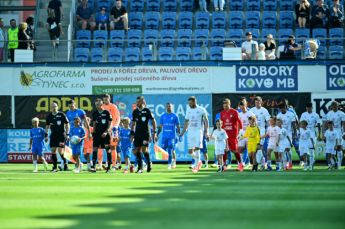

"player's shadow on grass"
[36,171,231,229]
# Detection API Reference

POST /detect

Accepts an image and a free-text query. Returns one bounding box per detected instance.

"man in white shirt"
[300,102,321,167]
[250,96,271,168]
[180,96,209,173]
[241,31,259,60]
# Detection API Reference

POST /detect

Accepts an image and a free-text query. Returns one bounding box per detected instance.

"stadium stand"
[91,47,103,62]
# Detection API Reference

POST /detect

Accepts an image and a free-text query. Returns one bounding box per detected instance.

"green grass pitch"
[0,164,345,229]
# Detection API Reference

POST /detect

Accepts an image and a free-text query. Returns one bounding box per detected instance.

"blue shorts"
[32,145,43,156]
[116,145,121,154]
[121,146,131,158]
[200,137,207,153]
[161,137,176,150]
[71,144,82,156]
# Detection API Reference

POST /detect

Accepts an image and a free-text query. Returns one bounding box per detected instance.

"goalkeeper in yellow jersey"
[243,116,261,172]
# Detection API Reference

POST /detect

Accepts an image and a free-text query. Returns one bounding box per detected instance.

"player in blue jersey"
[69,117,86,173]
[157,103,180,170]
[118,118,133,173]
[66,99,91,133]
[29,117,49,173]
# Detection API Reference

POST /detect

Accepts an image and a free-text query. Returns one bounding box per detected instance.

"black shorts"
[93,132,111,148]
[133,134,150,148]
[50,133,66,148]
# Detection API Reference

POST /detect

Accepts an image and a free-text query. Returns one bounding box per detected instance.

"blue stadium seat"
[162,12,176,29]
[195,12,210,29]
[262,11,277,29]
[192,47,206,60]
[108,47,123,62]
[279,11,294,29]
[127,30,142,47]
[316,46,327,60]
[141,47,153,61]
[76,30,91,48]
[210,47,223,60]
[88,0,95,8]
[179,12,193,29]
[110,30,125,47]
[160,29,175,47]
[329,28,344,46]
[228,29,244,46]
[212,12,226,29]
[312,28,327,46]
[91,48,103,62]
[163,0,177,11]
[130,0,144,11]
[229,11,244,29]
[143,29,159,47]
[263,0,277,11]
[176,47,191,60]
[180,0,193,11]
[230,0,244,11]
[247,0,260,11]
[245,29,260,40]
[278,29,294,41]
[121,0,128,8]
[145,12,160,30]
[125,47,140,62]
[194,29,209,47]
[246,11,260,29]
[261,29,277,40]
[129,12,143,30]
[177,29,192,47]
[295,28,310,42]
[211,29,226,47]
[97,0,111,11]
[93,30,108,48]
[159,47,174,61]
[146,0,160,11]
[329,46,344,59]
[74,48,89,62]
[280,0,294,10]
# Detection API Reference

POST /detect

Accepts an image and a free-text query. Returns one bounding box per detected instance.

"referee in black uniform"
[45,102,70,172]
[131,96,157,173]
[91,98,113,172]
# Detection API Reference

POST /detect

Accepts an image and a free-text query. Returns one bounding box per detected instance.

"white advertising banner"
[312,92,345,117]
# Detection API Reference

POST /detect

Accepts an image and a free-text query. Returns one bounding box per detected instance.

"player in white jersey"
[277,103,297,169]
[300,102,321,167]
[276,118,293,171]
[299,120,315,171]
[180,96,209,173]
[324,121,340,170]
[238,99,255,155]
[324,102,345,169]
[262,117,280,171]
[250,96,271,169]
[211,119,229,172]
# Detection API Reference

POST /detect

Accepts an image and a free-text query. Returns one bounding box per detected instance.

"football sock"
[167,147,173,165]
[267,160,272,166]
[52,154,58,169]
[137,152,143,170]
[337,151,343,167]
[112,150,116,166]
[309,149,315,166]
[33,160,37,166]
[227,151,232,165]
[106,152,112,170]
[235,152,242,163]
[195,150,201,165]
[97,149,103,165]
[144,153,151,167]
[92,150,98,168]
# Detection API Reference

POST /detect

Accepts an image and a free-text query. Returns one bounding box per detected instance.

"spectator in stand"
[48,0,64,26]
[257,43,266,60]
[329,0,344,28]
[199,0,208,12]
[46,9,63,48]
[263,34,276,60]
[18,22,31,50]
[295,0,311,28]
[8,19,19,62]
[214,0,224,11]
[310,0,330,29]
[110,0,129,31]
[241,32,258,60]
[0,18,4,62]
[279,35,302,60]
[97,7,109,30]
[25,17,36,51]
[76,0,96,31]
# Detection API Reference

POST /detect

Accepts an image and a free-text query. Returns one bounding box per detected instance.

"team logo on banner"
[236,65,298,91]
[327,64,345,90]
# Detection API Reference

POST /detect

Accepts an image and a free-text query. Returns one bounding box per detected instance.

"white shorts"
[187,129,203,150]
[215,148,225,156]
[325,147,336,155]
[299,145,310,156]
[238,138,248,148]
[267,142,278,152]
[278,141,290,153]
